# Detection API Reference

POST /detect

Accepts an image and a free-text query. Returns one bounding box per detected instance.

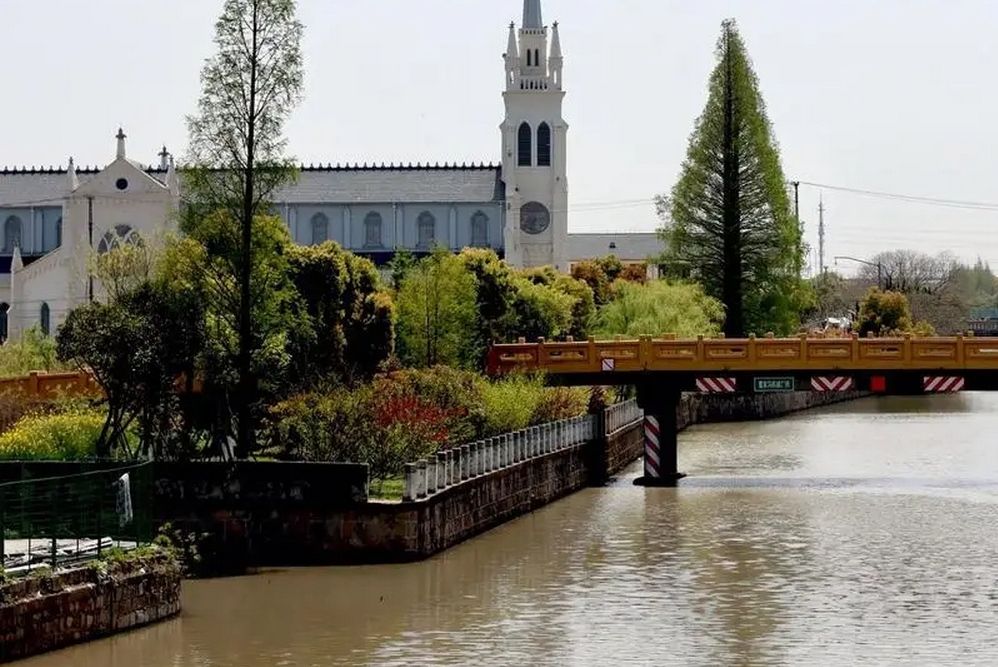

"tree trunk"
[721,25,744,338]
[236,1,260,459]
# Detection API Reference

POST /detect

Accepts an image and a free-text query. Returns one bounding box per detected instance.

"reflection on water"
[22,395,998,666]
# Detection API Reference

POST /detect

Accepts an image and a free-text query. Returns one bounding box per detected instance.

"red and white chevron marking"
[644,415,661,479]
[811,376,854,392]
[696,377,737,393]
[923,376,965,393]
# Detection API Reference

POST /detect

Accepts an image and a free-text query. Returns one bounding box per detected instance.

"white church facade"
[0,0,659,340]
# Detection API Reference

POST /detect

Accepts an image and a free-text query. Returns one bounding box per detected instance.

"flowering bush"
[0,410,109,461]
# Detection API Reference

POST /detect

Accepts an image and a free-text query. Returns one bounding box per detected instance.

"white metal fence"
[402,400,644,502]
[605,398,642,435]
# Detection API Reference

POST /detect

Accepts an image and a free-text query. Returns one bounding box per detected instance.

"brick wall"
[0,553,181,662]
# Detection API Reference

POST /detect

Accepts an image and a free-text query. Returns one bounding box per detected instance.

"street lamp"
[834,255,883,290]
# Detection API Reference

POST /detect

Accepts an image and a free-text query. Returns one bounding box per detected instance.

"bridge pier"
[634,386,685,487]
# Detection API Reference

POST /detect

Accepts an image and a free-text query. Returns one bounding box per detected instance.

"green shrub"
[0,410,109,461]
[531,386,589,424]
[592,280,725,338]
[0,328,69,378]
[481,374,543,435]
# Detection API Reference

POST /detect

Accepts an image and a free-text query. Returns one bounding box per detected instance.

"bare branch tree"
[185,0,304,458]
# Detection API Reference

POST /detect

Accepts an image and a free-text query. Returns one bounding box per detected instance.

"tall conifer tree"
[662,20,805,336]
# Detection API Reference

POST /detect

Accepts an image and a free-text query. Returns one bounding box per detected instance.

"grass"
[369,477,404,501]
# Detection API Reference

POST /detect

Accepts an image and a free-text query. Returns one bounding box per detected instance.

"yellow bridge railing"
[486,335,998,375]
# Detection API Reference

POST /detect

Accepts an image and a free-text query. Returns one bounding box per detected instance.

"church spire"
[523,0,542,29]
[506,22,518,59]
[67,157,79,191]
[116,128,127,159]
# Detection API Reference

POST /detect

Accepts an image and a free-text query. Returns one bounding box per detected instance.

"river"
[22,394,998,666]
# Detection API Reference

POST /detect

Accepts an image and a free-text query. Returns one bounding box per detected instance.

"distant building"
[567,233,662,277]
[0,0,655,339]
[968,308,998,336]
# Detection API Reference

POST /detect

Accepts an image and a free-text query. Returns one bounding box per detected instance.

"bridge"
[487,334,998,486]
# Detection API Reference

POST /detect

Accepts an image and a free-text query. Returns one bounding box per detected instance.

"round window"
[520,202,551,235]
[115,178,129,191]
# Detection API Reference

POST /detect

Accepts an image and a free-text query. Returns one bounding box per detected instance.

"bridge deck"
[487,335,998,376]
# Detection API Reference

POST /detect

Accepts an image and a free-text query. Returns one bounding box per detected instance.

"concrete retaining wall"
[0,553,181,662]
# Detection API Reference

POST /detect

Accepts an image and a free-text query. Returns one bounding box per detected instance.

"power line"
[797,181,998,211]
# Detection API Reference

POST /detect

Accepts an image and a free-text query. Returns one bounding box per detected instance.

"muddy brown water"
[22,395,998,666]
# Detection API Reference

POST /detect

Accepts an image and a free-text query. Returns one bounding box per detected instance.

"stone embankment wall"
[0,552,181,663]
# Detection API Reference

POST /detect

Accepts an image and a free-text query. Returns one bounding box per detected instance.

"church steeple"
[523,0,543,30]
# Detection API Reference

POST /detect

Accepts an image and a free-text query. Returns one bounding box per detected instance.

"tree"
[186,0,304,457]
[57,281,204,460]
[287,242,395,385]
[458,249,517,361]
[860,250,958,295]
[397,249,477,367]
[807,271,850,322]
[854,288,937,337]
[162,214,306,455]
[571,260,612,306]
[592,281,725,338]
[661,19,804,337]
[509,277,574,342]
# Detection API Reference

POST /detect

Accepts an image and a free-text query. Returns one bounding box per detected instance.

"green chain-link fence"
[0,463,153,576]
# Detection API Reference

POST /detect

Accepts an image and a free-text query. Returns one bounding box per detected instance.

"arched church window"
[4,216,22,252]
[97,224,143,254]
[0,303,9,342]
[417,212,436,249]
[520,202,551,235]
[364,212,383,247]
[55,218,62,248]
[311,212,329,244]
[40,303,50,337]
[537,123,552,167]
[518,123,532,167]
[471,211,489,247]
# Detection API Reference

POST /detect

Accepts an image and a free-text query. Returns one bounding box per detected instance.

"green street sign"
[754,376,795,393]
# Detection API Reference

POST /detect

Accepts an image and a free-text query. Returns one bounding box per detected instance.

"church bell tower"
[501,0,568,271]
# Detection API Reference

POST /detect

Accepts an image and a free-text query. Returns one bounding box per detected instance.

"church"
[0,0,659,340]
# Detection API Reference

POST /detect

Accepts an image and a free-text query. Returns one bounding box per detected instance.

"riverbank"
[0,550,181,663]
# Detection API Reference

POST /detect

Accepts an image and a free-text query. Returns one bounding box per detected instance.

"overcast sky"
[3,0,998,273]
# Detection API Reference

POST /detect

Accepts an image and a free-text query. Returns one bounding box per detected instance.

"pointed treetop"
[116,128,127,159]
[523,0,542,29]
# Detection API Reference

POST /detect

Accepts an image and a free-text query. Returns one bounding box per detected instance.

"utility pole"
[818,193,826,275]
[791,181,801,276]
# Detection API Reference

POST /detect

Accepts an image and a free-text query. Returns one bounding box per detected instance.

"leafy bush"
[480,374,588,435]
[481,374,542,434]
[266,367,589,483]
[531,386,589,424]
[0,410,110,461]
[855,288,916,337]
[592,280,725,338]
[0,328,68,378]
[571,260,612,306]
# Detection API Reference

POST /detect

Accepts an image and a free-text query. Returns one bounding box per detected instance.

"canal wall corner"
[0,551,182,663]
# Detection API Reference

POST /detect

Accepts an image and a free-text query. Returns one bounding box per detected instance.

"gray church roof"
[567,233,662,262]
[0,164,504,208]
[276,164,504,204]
